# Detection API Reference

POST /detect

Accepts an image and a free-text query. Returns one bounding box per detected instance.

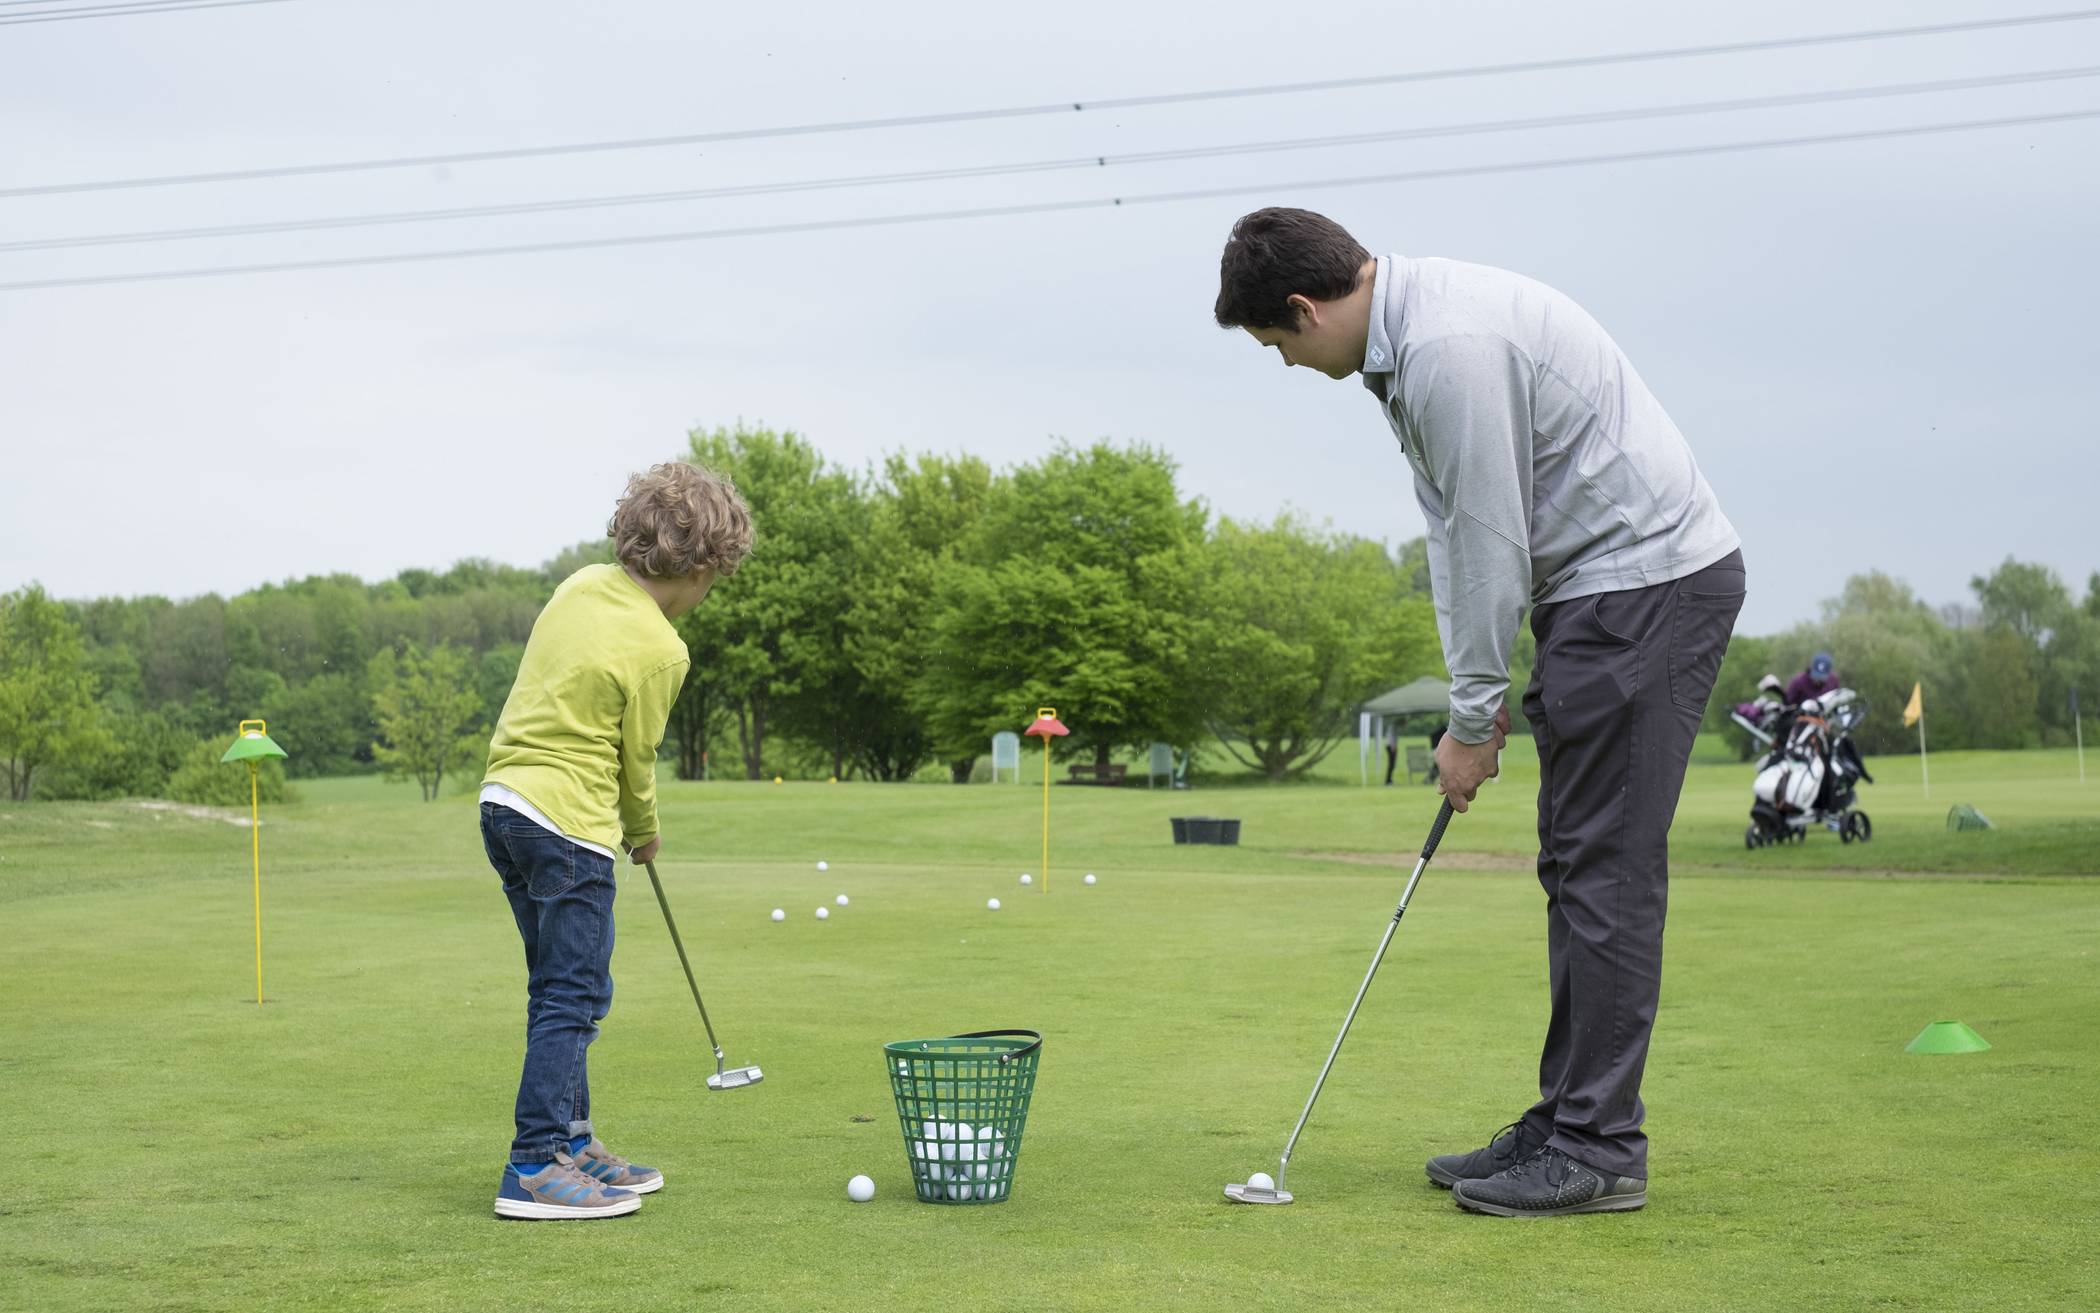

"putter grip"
[1421,799,1456,860]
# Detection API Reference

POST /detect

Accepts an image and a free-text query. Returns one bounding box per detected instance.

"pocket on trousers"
[518,832,579,899]
[1589,587,1665,648]
[1669,587,1744,715]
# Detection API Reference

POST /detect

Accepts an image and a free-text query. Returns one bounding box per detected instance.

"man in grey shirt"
[1216,208,1745,1217]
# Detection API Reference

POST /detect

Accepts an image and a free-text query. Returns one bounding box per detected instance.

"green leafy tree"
[1200,516,1440,780]
[262,672,374,777]
[0,585,113,800]
[919,442,1207,769]
[1964,558,2082,741]
[368,642,486,800]
[681,423,861,779]
[837,453,995,781]
[1971,558,2070,646]
[664,653,733,780]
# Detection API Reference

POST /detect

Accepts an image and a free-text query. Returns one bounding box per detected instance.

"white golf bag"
[1753,733,1825,814]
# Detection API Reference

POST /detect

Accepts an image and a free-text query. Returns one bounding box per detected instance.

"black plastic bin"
[1171,816,1241,845]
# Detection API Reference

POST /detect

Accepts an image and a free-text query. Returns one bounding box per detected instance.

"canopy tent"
[1358,676,1449,786]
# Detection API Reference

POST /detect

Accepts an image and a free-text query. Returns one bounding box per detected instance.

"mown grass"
[1,750,2094,1311]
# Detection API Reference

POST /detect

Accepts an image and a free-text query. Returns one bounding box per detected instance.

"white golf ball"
[1084,873,1097,885]
[815,906,829,921]
[987,898,1001,911]
[835,894,849,906]
[817,860,829,872]
[847,1174,874,1202]
[1019,873,1032,886]
[770,908,785,922]
[1247,1171,1275,1191]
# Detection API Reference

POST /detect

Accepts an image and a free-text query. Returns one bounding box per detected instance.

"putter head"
[705,1065,763,1091]
[1223,1182,1294,1205]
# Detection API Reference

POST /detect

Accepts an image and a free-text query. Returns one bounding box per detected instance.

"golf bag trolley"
[1739,688,1875,848]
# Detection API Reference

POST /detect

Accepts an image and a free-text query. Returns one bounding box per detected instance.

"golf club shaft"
[644,861,724,1059]
[1277,800,1455,1189]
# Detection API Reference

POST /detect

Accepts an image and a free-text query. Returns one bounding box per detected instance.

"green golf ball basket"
[885,1030,1042,1205]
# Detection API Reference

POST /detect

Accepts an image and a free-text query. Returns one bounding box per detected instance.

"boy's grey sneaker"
[1425,1120,1547,1189]
[494,1150,641,1220]
[1451,1145,1646,1217]
[574,1138,664,1195]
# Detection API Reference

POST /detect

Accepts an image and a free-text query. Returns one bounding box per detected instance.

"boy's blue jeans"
[480,802,617,1166]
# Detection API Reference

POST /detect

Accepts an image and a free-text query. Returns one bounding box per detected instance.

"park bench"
[1067,762,1128,786]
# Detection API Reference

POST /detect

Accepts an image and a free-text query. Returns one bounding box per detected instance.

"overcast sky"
[2,0,2093,634]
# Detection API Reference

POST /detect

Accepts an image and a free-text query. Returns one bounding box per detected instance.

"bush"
[164,736,295,807]
[33,709,194,800]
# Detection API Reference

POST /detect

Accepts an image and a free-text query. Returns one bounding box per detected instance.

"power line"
[0,0,295,25]
[6,107,2093,294]
[11,65,2097,255]
[4,7,2096,196]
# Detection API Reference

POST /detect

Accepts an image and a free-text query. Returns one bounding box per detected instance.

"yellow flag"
[1903,682,1923,727]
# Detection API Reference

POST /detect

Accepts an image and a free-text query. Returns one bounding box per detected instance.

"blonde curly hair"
[607,461,755,580]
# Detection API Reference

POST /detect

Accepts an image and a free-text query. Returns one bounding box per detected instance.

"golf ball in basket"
[817,860,829,872]
[847,1174,875,1203]
[1084,873,1097,885]
[987,898,1001,911]
[815,906,829,921]
[1019,873,1032,885]
[770,908,785,922]
[1248,1171,1275,1191]
[836,893,849,906]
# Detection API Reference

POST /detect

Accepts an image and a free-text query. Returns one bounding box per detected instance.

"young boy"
[1216,209,1745,1216]
[479,461,753,1220]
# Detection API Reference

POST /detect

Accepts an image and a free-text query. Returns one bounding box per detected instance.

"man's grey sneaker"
[1451,1144,1646,1217]
[1425,1120,1548,1189]
[574,1138,664,1195]
[494,1149,641,1220]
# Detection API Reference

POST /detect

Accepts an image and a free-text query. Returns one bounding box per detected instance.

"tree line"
[1,427,1440,801]
[2,424,2089,801]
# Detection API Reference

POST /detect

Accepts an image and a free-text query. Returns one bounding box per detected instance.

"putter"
[644,860,763,1090]
[1225,799,1455,1205]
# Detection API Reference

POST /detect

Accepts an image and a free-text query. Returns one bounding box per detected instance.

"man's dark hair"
[1213,207,1370,330]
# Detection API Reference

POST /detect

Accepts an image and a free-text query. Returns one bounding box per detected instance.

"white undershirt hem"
[479,783,619,861]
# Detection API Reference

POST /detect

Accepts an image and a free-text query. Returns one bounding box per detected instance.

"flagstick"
[250,761,264,1005]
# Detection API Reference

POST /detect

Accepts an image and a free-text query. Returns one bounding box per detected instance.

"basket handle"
[953,1029,1043,1062]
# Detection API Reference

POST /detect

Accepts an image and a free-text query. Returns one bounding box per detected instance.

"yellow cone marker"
[1023,709,1069,892]
[220,719,288,1004]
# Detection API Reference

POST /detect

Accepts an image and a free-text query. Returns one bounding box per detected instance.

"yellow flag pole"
[1041,732,1050,893]
[251,761,263,1004]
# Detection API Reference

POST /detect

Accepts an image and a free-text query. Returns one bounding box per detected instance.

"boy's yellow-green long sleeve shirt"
[483,564,690,852]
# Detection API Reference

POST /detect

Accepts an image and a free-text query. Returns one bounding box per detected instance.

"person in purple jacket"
[1786,652,1841,706]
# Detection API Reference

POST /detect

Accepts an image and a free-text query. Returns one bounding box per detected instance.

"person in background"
[1733,674,1785,733]
[1786,651,1840,706]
